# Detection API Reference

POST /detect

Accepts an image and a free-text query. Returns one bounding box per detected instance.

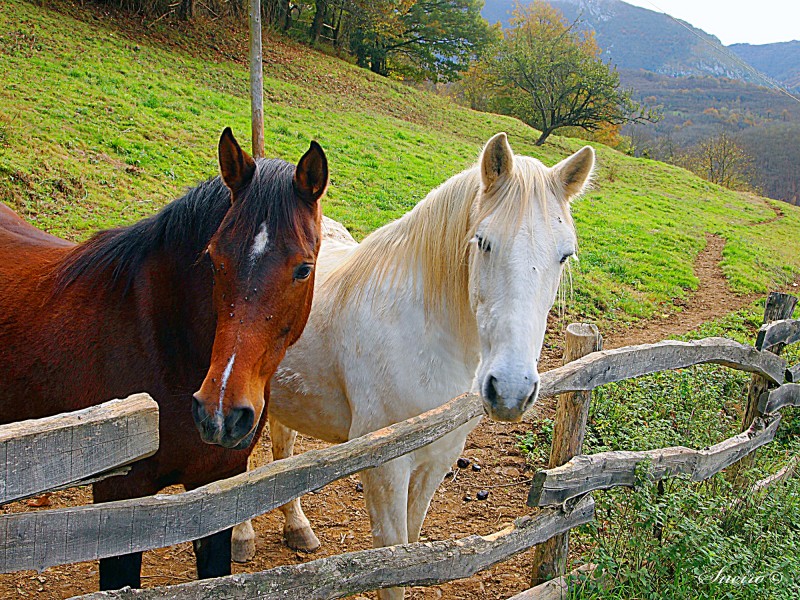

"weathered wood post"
[249,0,265,159]
[743,293,796,428]
[735,292,796,475]
[531,323,602,586]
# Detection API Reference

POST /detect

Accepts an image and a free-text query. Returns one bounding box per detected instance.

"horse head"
[191,128,327,448]
[471,133,594,422]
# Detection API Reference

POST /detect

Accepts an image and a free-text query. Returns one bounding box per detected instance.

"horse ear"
[554,146,595,200]
[480,132,514,191]
[294,141,328,204]
[218,127,256,199]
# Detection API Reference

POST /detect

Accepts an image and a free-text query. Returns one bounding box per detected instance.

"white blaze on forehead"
[249,222,270,262]
[217,352,237,415]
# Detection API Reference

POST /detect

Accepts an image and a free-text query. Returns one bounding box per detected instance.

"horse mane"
[325,155,567,349]
[53,158,306,294]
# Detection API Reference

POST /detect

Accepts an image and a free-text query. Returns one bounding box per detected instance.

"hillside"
[620,69,800,140]
[482,0,771,84]
[1,0,800,333]
[617,69,800,204]
[730,40,800,91]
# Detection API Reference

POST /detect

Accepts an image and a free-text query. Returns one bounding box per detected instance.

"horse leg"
[186,456,248,578]
[99,554,143,591]
[231,453,257,563]
[93,476,159,591]
[406,423,476,544]
[271,413,321,552]
[193,528,232,579]
[361,455,412,600]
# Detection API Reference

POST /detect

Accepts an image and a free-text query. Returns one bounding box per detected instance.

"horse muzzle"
[191,394,257,449]
[480,371,540,422]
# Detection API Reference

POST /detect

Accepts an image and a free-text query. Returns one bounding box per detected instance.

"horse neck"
[377,169,481,364]
[133,183,229,365]
[136,247,216,371]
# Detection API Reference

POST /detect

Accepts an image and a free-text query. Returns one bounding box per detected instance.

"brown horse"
[0,128,327,589]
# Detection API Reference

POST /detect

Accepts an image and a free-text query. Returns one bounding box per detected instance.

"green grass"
[1,0,799,330]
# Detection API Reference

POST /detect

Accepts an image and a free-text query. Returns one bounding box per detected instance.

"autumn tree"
[675,131,756,191]
[471,2,657,145]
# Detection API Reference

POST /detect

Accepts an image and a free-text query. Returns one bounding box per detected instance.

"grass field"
[2,0,799,328]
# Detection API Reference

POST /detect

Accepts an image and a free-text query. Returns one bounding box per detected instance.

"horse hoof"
[231,522,256,563]
[284,527,321,552]
[231,537,256,563]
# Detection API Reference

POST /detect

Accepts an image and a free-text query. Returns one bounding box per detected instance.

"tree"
[310,0,325,43]
[347,0,495,81]
[675,131,756,192]
[472,2,657,145]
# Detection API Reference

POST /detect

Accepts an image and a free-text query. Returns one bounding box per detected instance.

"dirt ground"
[1,233,792,600]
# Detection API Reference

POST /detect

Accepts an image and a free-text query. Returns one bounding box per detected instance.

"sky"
[622,0,800,45]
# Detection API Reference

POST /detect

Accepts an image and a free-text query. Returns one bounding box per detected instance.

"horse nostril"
[226,406,256,442]
[524,380,541,410]
[484,375,499,404]
[191,395,206,425]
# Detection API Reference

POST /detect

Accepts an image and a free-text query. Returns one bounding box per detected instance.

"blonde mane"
[323,156,570,350]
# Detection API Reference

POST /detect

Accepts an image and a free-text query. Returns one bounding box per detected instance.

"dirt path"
[747,201,784,227]
[602,234,759,350]
[0,234,784,600]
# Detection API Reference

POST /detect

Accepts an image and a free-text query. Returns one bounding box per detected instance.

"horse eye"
[560,253,572,264]
[475,235,492,253]
[293,263,314,281]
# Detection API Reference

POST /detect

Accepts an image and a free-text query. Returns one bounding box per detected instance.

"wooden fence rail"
[0,394,484,573]
[0,336,789,573]
[537,337,786,397]
[0,395,159,505]
[756,318,800,353]
[528,413,781,507]
[75,496,596,600]
[759,383,800,413]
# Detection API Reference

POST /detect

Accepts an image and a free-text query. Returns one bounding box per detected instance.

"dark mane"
[54,158,305,294]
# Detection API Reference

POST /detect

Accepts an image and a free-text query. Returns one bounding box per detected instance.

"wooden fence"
[0,394,159,505]
[0,293,797,599]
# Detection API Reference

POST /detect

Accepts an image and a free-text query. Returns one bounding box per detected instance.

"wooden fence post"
[736,292,797,476]
[249,0,265,159]
[743,293,796,429]
[531,323,602,586]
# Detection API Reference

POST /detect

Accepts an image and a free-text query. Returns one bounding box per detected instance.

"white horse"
[233,133,594,599]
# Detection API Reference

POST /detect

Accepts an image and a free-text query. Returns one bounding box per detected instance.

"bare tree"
[676,131,755,191]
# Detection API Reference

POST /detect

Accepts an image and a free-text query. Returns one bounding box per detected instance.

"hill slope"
[1,0,799,329]
[730,40,800,90]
